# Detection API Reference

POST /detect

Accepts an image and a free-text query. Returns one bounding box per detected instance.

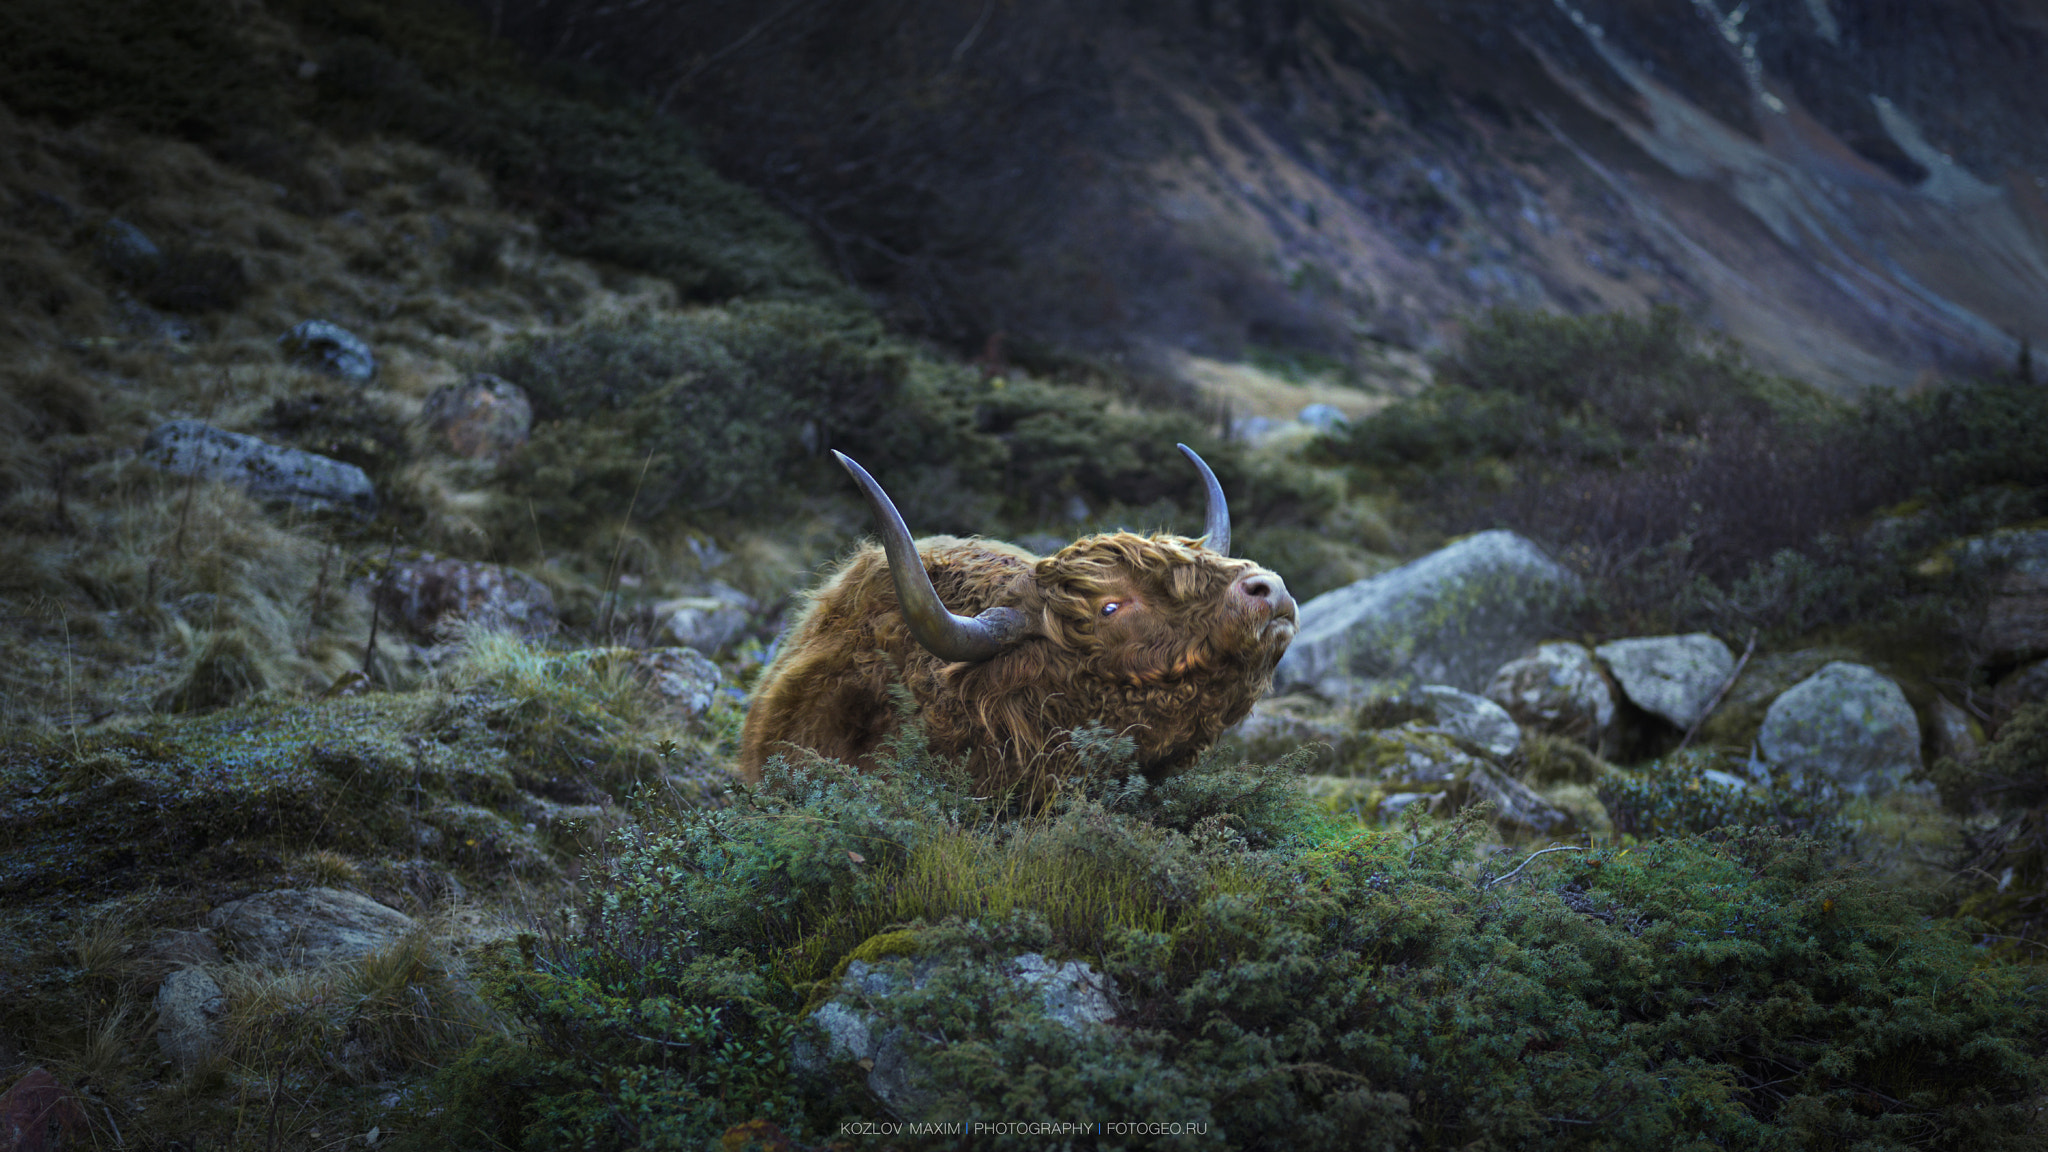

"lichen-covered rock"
[1464,763,1575,837]
[421,373,532,460]
[628,647,721,720]
[371,555,557,643]
[1356,724,1489,789]
[1759,662,1922,796]
[1594,633,1735,729]
[205,887,415,967]
[797,952,1118,1115]
[1275,530,1581,700]
[1407,684,1521,759]
[280,319,376,381]
[1485,642,1616,744]
[142,420,376,514]
[1958,529,2048,663]
[1227,694,1357,770]
[656,585,754,655]
[155,967,225,1070]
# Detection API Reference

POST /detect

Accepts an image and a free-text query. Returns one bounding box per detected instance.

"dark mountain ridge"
[489,0,2048,391]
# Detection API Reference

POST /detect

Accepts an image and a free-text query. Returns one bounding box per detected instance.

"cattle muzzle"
[1234,571,1297,639]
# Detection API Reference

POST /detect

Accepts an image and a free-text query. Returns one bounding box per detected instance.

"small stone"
[155,968,226,1070]
[657,595,751,656]
[1464,763,1574,837]
[629,647,722,719]
[421,373,532,460]
[97,216,162,278]
[280,319,377,382]
[1297,402,1347,431]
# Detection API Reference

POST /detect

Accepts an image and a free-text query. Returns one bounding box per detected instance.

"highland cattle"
[739,446,1297,804]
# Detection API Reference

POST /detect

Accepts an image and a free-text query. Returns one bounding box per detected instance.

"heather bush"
[416,729,2048,1150]
[1932,703,2048,960]
[1322,307,2048,649]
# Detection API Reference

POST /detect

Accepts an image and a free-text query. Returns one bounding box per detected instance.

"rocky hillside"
[497,0,2048,393]
[1,1,2046,1148]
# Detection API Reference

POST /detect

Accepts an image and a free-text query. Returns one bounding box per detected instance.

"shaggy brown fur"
[740,532,1296,805]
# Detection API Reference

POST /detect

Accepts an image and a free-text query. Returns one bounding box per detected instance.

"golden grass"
[780,813,1250,985]
[211,931,493,1087]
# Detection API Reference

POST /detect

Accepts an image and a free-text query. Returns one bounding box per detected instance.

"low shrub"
[417,732,2047,1150]
[1598,747,1844,843]
[1932,702,2048,961]
[1322,307,2048,651]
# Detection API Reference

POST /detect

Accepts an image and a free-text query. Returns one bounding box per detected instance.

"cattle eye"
[1100,601,1120,617]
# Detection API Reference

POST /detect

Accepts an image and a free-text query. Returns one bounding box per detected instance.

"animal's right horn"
[833,451,1035,663]
[1177,443,1230,556]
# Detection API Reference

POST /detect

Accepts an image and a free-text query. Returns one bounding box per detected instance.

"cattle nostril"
[1242,578,1271,600]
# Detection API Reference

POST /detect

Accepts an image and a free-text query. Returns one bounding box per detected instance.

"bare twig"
[363,532,399,680]
[953,0,995,62]
[1483,843,1587,890]
[657,0,818,110]
[1677,629,1756,753]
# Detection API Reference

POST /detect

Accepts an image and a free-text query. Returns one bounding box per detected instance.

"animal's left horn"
[1178,443,1230,556]
[833,451,1035,663]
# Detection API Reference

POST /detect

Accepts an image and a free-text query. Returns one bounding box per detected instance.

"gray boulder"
[1485,642,1616,744]
[797,952,1118,1115]
[1407,684,1521,759]
[143,420,375,514]
[1276,530,1581,700]
[1594,633,1735,730]
[280,319,376,382]
[1758,662,1922,796]
[206,887,416,967]
[1960,529,2048,663]
[155,967,225,1070]
[1360,725,1490,789]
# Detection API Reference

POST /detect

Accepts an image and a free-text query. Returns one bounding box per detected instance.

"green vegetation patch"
[1319,307,2048,668]
[1933,702,2048,961]
[418,732,2047,1150]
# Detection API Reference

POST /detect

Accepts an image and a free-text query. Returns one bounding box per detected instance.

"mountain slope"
[491,0,2048,392]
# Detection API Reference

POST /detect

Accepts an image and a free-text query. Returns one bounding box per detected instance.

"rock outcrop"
[1276,531,1580,700]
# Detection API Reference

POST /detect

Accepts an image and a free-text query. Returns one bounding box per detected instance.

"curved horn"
[1177,443,1231,556]
[833,451,1034,663]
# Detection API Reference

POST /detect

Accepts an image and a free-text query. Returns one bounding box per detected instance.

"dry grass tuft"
[211,932,492,1087]
[297,848,364,890]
